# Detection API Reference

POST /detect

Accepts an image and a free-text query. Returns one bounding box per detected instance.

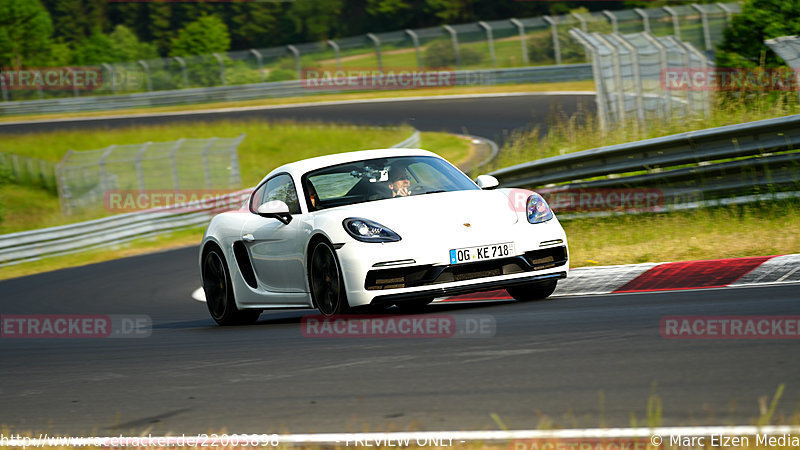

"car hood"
[314,189,520,238]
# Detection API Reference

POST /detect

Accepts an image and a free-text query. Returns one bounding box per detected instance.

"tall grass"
[489,92,800,171]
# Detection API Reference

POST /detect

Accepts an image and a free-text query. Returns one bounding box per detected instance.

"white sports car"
[200,148,569,325]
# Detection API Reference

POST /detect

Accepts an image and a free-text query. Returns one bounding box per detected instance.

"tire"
[507,280,558,302]
[309,240,350,317]
[202,247,261,326]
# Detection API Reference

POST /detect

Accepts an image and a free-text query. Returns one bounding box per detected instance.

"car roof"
[259,148,443,185]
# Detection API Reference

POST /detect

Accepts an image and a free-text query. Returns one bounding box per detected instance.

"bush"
[423,39,484,67]
[266,69,297,82]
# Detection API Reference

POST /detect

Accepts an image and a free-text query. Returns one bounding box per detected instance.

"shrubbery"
[423,40,483,67]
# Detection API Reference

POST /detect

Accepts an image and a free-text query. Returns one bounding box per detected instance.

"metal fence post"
[212,52,226,86]
[443,25,461,67]
[138,60,152,92]
[478,22,497,67]
[56,151,71,215]
[602,11,619,34]
[201,138,217,189]
[614,33,645,128]
[594,33,625,124]
[634,8,651,34]
[404,30,422,69]
[666,36,692,118]
[287,45,302,79]
[641,32,671,122]
[169,139,184,190]
[571,12,588,32]
[327,40,342,70]
[543,16,561,65]
[249,50,265,82]
[101,63,115,94]
[663,7,682,40]
[98,145,115,202]
[135,142,150,191]
[35,69,44,99]
[230,134,245,188]
[366,33,383,72]
[509,19,530,65]
[173,56,188,88]
[65,67,79,97]
[569,29,609,133]
[691,4,713,51]
[674,36,711,118]
[716,2,734,25]
[0,73,7,101]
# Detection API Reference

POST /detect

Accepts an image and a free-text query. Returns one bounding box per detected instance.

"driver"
[387,165,411,197]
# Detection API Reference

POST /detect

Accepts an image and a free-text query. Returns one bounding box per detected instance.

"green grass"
[0,121,414,185]
[563,200,800,268]
[489,93,800,172]
[420,132,471,166]
[0,126,474,279]
[0,123,477,235]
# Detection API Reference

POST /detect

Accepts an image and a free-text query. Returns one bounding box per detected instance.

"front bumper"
[335,218,569,307]
[370,270,567,305]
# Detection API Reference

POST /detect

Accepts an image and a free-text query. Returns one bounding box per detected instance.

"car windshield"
[303,155,479,211]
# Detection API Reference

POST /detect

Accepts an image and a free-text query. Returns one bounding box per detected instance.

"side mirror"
[475,174,500,190]
[256,200,292,224]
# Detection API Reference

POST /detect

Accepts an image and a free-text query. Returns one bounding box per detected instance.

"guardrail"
[489,113,800,203]
[0,65,591,117]
[0,130,421,267]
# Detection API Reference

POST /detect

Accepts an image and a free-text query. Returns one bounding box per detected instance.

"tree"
[717,0,800,68]
[286,0,343,42]
[109,25,157,61]
[0,0,53,68]
[71,28,116,64]
[41,0,106,47]
[170,14,230,57]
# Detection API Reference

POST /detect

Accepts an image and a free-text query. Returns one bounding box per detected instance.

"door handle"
[242,234,255,242]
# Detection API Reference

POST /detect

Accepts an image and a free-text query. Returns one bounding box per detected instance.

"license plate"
[449,243,514,264]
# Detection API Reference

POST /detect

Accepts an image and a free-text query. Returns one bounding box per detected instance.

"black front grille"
[364,246,567,291]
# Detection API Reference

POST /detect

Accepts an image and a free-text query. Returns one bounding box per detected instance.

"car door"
[242,173,306,293]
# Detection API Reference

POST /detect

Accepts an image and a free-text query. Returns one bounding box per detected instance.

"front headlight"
[527,193,553,224]
[343,218,401,243]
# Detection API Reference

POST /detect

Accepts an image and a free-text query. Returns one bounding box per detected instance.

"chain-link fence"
[56,135,244,215]
[766,36,800,69]
[0,3,740,101]
[0,153,57,192]
[570,30,710,132]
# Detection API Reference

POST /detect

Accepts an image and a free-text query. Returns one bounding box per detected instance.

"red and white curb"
[437,254,800,303]
[191,254,800,304]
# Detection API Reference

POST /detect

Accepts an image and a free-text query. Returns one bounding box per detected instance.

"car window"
[303,156,478,211]
[251,173,301,214]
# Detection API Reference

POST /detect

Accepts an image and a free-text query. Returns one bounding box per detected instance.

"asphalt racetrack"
[0,93,594,147]
[1,247,797,433]
[0,94,797,434]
